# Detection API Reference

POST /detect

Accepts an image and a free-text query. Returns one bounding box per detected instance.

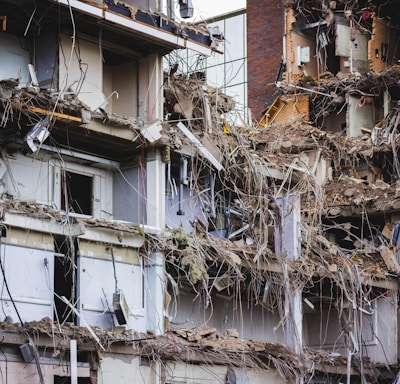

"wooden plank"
[380,246,400,275]
[27,106,82,122]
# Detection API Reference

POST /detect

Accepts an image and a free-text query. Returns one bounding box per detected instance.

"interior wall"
[285,10,317,82]
[303,295,397,364]
[138,54,162,122]
[336,22,369,73]
[35,32,58,88]
[0,33,30,86]
[0,360,90,384]
[111,61,138,117]
[325,110,346,133]
[103,64,114,113]
[0,242,54,323]
[121,0,155,9]
[165,185,207,233]
[78,254,146,331]
[365,295,397,364]
[0,152,50,204]
[247,369,286,384]
[166,362,227,384]
[289,32,318,78]
[59,34,104,110]
[113,165,145,224]
[347,95,374,137]
[99,355,157,384]
[165,363,285,384]
[170,292,286,343]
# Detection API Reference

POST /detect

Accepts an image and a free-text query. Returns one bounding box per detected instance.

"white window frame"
[50,161,105,218]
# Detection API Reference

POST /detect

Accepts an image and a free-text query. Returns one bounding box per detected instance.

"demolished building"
[1,0,400,383]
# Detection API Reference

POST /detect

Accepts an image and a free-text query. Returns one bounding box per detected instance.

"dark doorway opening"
[61,171,93,215]
[54,236,78,324]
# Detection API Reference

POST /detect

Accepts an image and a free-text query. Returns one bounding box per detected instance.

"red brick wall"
[247,0,284,120]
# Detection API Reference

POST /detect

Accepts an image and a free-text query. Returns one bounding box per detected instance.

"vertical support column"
[146,252,164,336]
[70,340,78,384]
[275,195,302,354]
[146,150,165,230]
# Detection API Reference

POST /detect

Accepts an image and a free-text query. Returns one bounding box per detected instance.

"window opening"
[54,236,78,325]
[61,171,93,215]
[54,376,91,384]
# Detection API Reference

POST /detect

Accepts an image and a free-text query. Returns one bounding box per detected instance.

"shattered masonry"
[0,0,400,383]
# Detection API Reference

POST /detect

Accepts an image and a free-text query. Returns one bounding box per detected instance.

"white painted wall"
[59,35,105,110]
[138,54,163,122]
[165,185,207,233]
[170,292,286,343]
[0,243,54,323]
[336,23,369,61]
[0,151,113,219]
[166,363,285,384]
[0,152,50,203]
[347,95,374,137]
[113,165,145,224]
[99,355,156,384]
[247,369,286,384]
[366,295,397,364]
[78,256,147,331]
[146,252,164,335]
[0,33,30,86]
[303,295,397,364]
[166,362,227,384]
[146,151,165,229]
[112,62,138,117]
[0,360,89,384]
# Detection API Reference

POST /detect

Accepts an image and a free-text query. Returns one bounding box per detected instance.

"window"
[51,161,110,219]
[54,376,91,384]
[61,170,93,215]
[53,235,78,324]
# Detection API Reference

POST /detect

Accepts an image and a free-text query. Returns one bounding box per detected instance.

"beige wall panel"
[275,94,309,123]
[4,227,54,250]
[79,239,139,264]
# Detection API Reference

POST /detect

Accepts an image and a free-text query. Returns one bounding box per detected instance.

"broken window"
[54,236,78,324]
[61,170,93,216]
[54,376,91,384]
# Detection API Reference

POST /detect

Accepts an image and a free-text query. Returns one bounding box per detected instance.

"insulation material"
[368,17,392,72]
[268,94,310,125]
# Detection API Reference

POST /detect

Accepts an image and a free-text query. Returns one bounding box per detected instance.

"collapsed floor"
[0,67,399,382]
[1,0,400,381]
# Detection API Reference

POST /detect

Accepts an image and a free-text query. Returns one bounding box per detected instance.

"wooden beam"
[27,106,82,122]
